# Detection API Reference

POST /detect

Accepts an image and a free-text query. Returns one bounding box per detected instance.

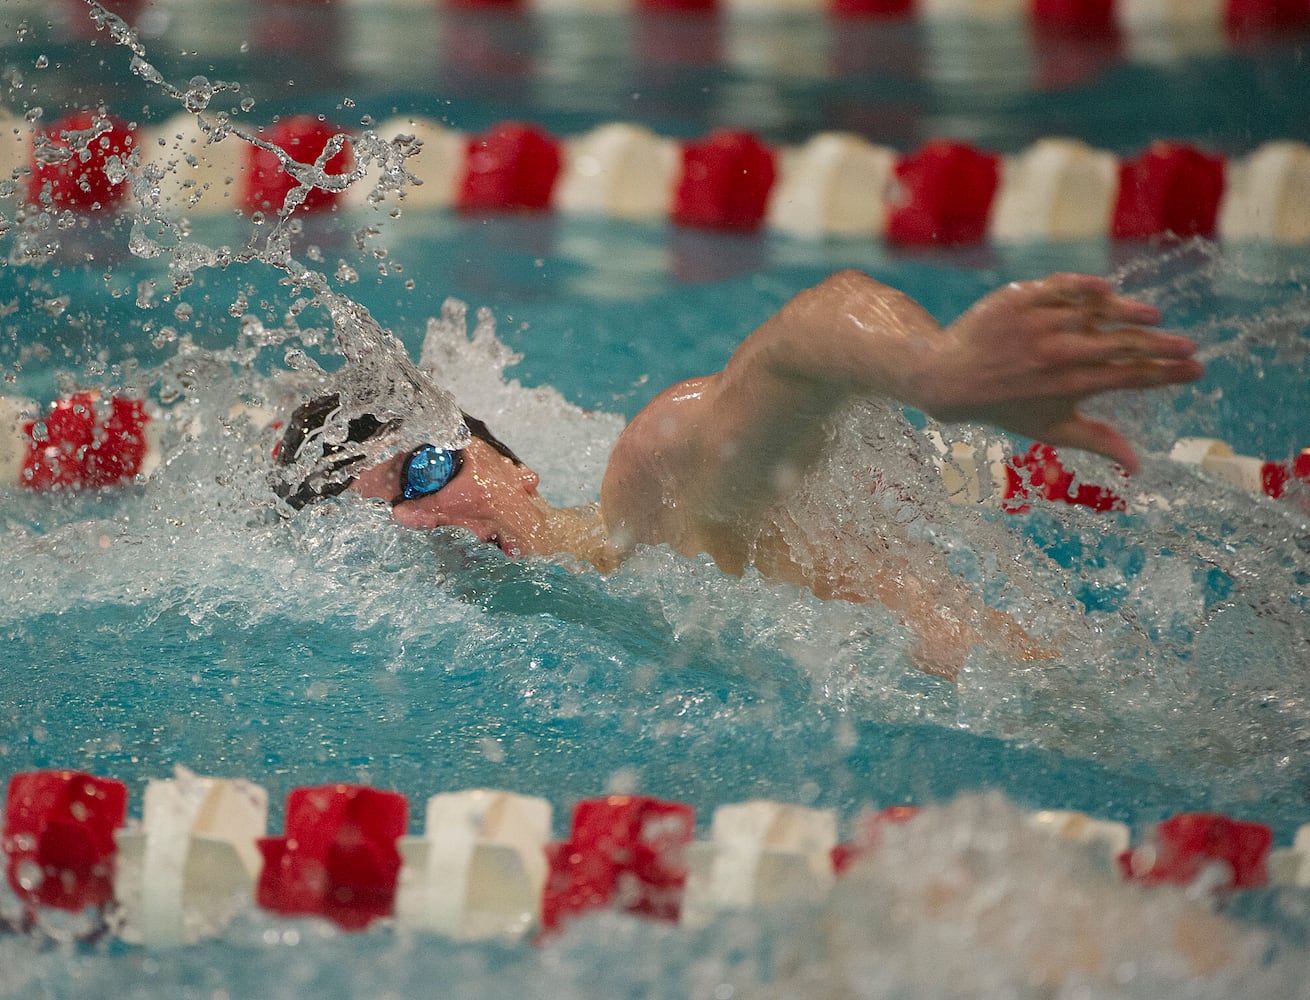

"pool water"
[2,2,1310,997]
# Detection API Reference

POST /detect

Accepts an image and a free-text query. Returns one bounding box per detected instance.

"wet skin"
[349,438,616,568]
[342,270,1204,678]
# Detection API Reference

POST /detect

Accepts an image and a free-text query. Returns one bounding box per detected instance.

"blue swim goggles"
[392,443,463,505]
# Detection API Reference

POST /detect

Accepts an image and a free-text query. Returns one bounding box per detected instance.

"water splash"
[43,1,469,468]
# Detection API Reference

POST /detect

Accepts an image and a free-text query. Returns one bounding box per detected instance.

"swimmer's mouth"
[488,533,515,557]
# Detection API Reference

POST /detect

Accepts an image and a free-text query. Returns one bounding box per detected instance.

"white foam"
[820,794,1274,997]
[418,298,625,506]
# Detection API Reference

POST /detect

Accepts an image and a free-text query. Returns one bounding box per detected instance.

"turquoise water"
[2,3,1310,996]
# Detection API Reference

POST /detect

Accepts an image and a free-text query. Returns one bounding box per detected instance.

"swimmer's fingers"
[1040,328,1203,371]
[1045,414,1140,475]
[1043,355,1206,397]
[1013,273,1163,329]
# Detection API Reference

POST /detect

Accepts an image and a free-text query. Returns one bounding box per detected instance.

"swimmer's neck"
[535,501,625,573]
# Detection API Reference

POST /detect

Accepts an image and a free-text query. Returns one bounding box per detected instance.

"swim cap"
[274,394,523,511]
[274,394,399,510]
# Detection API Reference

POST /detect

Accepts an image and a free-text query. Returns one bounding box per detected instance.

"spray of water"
[1,5,1309,996]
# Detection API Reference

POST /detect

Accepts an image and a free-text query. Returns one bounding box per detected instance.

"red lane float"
[829,0,915,15]
[28,111,137,212]
[2,771,128,912]
[3,769,1308,945]
[1112,142,1226,240]
[414,0,1310,29]
[936,435,1310,515]
[1120,813,1273,890]
[92,109,1309,243]
[638,0,719,10]
[541,795,695,932]
[1031,0,1116,29]
[673,129,777,232]
[1226,0,1310,36]
[458,122,562,212]
[256,783,408,930]
[20,392,150,492]
[1261,452,1310,499]
[242,115,354,215]
[1170,438,1310,501]
[445,0,525,8]
[887,140,1000,247]
[1002,443,1128,514]
[831,804,921,874]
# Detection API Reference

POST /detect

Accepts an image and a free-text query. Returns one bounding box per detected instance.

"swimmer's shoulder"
[600,375,719,552]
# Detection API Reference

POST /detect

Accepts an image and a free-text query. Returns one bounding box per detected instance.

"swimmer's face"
[349,438,547,557]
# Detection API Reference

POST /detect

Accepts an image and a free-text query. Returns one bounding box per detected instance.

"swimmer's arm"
[917,271,1203,474]
[602,271,945,554]
[601,270,1203,552]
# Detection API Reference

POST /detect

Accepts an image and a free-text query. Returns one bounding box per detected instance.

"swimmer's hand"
[908,602,1057,682]
[853,549,1055,682]
[920,273,1204,475]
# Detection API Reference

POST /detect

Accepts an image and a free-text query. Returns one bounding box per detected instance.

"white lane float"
[682,800,838,927]
[113,769,269,948]
[7,105,1310,246]
[1,770,1301,946]
[396,789,553,939]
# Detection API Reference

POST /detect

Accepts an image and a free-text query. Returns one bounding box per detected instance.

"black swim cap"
[274,394,399,510]
[274,393,523,511]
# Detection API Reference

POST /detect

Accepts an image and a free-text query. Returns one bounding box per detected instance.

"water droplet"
[14,859,43,892]
[184,74,213,113]
[34,54,48,69]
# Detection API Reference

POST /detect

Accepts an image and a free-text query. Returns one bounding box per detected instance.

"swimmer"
[276,270,1203,678]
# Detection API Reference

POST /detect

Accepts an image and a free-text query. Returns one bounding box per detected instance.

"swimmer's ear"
[516,466,540,491]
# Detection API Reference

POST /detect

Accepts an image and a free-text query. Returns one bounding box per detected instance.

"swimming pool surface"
[1,2,1309,997]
